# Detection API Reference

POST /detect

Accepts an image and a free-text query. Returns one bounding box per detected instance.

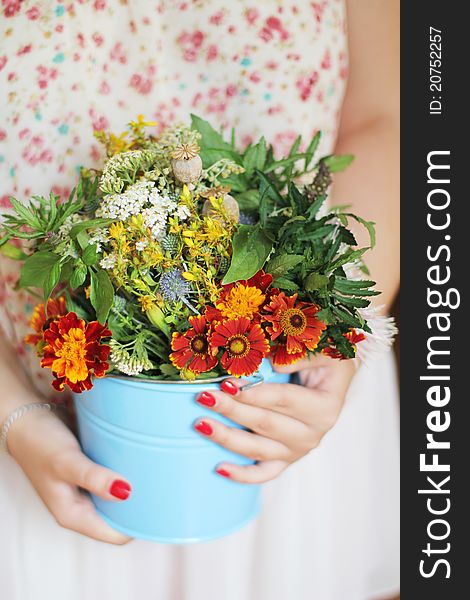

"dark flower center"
[227,334,250,358]
[190,334,209,356]
[280,308,307,336]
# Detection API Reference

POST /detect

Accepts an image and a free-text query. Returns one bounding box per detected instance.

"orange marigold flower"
[40,312,111,393]
[214,270,274,321]
[216,284,265,319]
[24,296,67,348]
[210,317,270,377]
[263,292,326,355]
[322,329,366,360]
[170,315,218,374]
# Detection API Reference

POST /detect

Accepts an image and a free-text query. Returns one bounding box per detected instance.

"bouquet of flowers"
[0,115,387,393]
[0,115,397,543]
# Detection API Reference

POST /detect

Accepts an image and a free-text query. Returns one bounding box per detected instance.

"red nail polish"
[216,467,231,478]
[109,479,132,500]
[197,391,216,407]
[221,380,238,396]
[194,420,213,436]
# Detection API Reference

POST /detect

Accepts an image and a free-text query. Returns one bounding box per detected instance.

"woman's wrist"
[0,402,54,454]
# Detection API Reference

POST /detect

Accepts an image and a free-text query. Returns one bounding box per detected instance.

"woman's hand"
[7,405,132,544]
[194,356,357,483]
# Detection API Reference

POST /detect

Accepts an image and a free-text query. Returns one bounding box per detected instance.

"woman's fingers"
[194,418,291,462]
[222,380,325,425]
[216,460,288,484]
[47,482,131,544]
[52,448,132,502]
[196,389,310,447]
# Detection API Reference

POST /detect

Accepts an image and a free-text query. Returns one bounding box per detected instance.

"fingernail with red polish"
[216,467,231,478]
[110,479,132,500]
[197,391,216,407]
[194,420,213,436]
[221,380,238,396]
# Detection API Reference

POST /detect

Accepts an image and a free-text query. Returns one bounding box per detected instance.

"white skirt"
[0,352,399,600]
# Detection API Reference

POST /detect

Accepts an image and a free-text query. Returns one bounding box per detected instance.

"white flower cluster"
[97,180,154,221]
[176,204,191,221]
[135,240,148,251]
[88,228,108,252]
[57,213,84,241]
[99,149,156,194]
[100,254,117,270]
[109,343,153,376]
[97,180,190,241]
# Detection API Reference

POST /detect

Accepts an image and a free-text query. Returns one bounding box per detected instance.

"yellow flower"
[217,284,265,320]
[180,184,192,203]
[139,295,155,312]
[109,222,125,239]
[120,239,131,255]
[130,114,158,129]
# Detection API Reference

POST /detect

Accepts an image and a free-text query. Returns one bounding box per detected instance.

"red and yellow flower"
[40,312,111,393]
[322,329,366,360]
[263,292,326,360]
[170,314,218,374]
[24,296,67,348]
[212,270,274,321]
[270,342,307,367]
[210,317,270,377]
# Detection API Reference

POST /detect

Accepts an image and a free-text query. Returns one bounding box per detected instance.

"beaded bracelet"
[0,403,53,454]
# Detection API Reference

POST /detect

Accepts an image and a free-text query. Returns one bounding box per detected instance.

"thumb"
[55,448,132,501]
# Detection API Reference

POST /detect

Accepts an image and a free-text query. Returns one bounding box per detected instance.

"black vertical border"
[401,3,467,598]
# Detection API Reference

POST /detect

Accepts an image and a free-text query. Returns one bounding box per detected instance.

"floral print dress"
[0,3,400,600]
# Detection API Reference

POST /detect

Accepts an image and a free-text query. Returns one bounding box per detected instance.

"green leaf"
[342,213,376,248]
[272,277,299,291]
[243,137,268,178]
[323,154,355,172]
[266,254,304,278]
[235,189,260,212]
[90,269,114,323]
[315,307,335,325]
[333,294,370,308]
[328,247,369,272]
[305,194,327,219]
[19,251,60,289]
[82,243,100,266]
[256,170,284,204]
[70,262,88,289]
[334,277,379,297]
[0,241,28,260]
[304,131,321,170]
[69,218,113,239]
[277,216,306,239]
[329,326,356,358]
[304,273,329,291]
[190,114,241,166]
[43,261,62,301]
[8,197,41,228]
[160,364,179,378]
[331,306,364,329]
[222,225,273,284]
[287,183,309,215]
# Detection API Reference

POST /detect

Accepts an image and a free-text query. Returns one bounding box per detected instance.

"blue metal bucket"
[73,359,289,543]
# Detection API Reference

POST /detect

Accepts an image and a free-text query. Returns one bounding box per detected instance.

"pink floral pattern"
[0,0,347,395]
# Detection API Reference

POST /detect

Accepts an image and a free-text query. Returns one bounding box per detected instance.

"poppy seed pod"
[171,143,203,183]
[202,194,240,223]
